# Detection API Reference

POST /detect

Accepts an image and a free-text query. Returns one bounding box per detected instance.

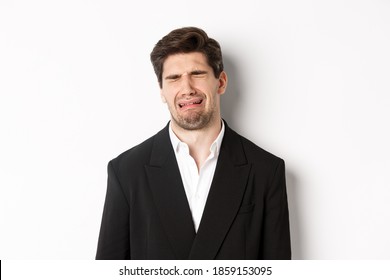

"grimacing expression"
[160,52,227,130]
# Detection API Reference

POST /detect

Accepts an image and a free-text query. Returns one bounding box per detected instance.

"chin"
[174,114,213,131]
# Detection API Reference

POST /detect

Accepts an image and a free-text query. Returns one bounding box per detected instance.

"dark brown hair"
[150,27,224,88]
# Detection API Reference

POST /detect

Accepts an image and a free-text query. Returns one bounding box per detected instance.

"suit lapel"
[145,124,196,259]
[189,124,251,259]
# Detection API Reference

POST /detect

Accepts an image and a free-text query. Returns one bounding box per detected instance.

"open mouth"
[178,99,203,108]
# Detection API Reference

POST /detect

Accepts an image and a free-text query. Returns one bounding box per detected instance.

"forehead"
[162,52,210,74]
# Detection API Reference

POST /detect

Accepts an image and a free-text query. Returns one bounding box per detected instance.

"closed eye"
[165,74,181,81]
[191,70,208,77]
[164,70,208,82]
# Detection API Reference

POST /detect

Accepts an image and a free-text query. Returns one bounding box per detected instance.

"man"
[96,27,291,260]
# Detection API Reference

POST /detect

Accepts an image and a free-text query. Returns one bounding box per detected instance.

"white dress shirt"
[169,121,225,232]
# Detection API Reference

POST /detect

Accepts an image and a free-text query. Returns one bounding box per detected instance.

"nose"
[180,74,195,95]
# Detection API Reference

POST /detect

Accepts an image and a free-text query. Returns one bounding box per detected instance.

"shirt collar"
[169,120,225,156]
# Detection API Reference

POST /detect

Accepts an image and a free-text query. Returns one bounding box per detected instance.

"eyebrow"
[164,70,208,80]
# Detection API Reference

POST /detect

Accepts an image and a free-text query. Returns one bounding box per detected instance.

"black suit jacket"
[96,122,291,259]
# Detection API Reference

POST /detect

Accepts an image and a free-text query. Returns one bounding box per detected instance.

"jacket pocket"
[238,203,255,214]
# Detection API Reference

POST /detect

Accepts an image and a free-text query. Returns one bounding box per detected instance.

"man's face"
[160,52,227,130]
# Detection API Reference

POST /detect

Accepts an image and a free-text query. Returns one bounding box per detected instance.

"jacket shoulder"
[111,135,154,168]
[109,124,168,173]
[225,125,284,171]
[240,135,283,164]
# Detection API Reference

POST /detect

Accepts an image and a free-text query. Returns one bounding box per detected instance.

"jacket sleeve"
[262,159,291,259]
[96,161,130,259]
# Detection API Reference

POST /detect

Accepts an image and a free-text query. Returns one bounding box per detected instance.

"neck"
[171,117,222,170]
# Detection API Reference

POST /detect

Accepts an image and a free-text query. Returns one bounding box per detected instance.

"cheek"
[162,93,177,109]
[160,88,174,103]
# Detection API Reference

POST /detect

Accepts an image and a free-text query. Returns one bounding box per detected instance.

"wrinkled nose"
[180,75,195,95]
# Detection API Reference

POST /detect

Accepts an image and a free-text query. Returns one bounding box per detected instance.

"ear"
[217,71,228,95]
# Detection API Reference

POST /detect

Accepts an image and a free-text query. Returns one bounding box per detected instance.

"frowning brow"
[164,70,208,80]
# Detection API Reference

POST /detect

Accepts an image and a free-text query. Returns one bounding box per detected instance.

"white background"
[1,0,389,259]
